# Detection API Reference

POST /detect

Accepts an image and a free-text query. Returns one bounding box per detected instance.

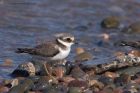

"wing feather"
[33,42,59,57]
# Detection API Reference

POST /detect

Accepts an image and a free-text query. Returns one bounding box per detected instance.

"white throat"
[51,39,73,60]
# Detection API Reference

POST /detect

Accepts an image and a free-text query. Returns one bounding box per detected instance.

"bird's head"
[55,33,75,47]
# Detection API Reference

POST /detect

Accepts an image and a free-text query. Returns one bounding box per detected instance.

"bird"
[16,33,75,62]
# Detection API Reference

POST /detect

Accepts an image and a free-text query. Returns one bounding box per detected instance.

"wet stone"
[123,83,140,93]
[32,80,50,91]
[76,47,85,55]
[59,76,75,84]
[8,79,34,93]
[32,61,48,76]
[98,75,113,85]
[52,66,66,78]
[128,50,140,57]
[43,84,68,93]
[68,80,88,89]
[4,78,19,88]
[32,76,57,91]
[89,79,102,85]
[122,21,140,34]
[84,89,93,93]
[101,16,120,28]
[70,66,88,80]
[113,87,123,93]
[104,71,119,79]
[114,73,131,86]
[11,62,35,77]
[0,86,9,93]
[65,61,75,75]
[68,87,82,93]
[28,76,40,83]
[90,80,104,92]
[123,91,131,93]
[102,86,114,93]
[75,52,93,62]
[135,71,140,78]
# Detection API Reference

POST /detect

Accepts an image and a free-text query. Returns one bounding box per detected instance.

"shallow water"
[0,0,140,78]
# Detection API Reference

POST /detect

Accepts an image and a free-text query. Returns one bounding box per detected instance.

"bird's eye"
[66,38,72,42]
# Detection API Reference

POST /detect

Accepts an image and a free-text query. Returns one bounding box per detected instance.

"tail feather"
[16,48,35,54]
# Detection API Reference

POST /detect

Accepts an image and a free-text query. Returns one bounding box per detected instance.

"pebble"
[75,52,93,62]
[76,47,85,55]
[8,79,34,93]
[0,86,9,93]
[128,50,140,57]
[101,16,120,28]
[59,76,75,84]
[122,21,140,33]
[68,80,88,89]
[68,87,82,93]
[70,66,88,80]
[11,62,35,77]
[114,73,131,86]
[104,72,119,79]
[90,80,104,92]
[98,75,113,85]
[52,66,66,78]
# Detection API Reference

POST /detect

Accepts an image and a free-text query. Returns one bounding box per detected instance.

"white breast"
[52,47,70,60]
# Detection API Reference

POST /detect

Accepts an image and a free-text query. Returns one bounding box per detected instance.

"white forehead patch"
[54,33,73,38]
[54,33,65,37]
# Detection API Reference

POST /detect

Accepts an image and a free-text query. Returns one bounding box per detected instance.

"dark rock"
[68,80,88,89]
[75,52,93,62]
[32,76,57,91]
[123,91,131,93]
[114,73,131,86]
[8,79,34,93]
[4,79,19,88]
[101,16,120,28]
[70,66,88,80]
[52,66,66,78]
[43,84,68,93]
[102,84,116,93]
[98,75,113,85]
[0,86,9,93]
[90,80,104,92]
[123,83,140,93]
[65,61,75,75]
[32,61,48,76]
[84,89,92,93]
[59,76,75,84]
[104,71,119,79]
[11,62,35,77]
[28,76,40,83]
[68,87,82,93]
[122,22,140,34]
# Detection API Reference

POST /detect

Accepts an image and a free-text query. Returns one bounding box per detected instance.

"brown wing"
[33,42,59,57]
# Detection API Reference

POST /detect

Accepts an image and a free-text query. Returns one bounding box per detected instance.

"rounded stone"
[68,87,82,93]
[122,22,140,33]
[75,52,93,62]
[101,16,120,28]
